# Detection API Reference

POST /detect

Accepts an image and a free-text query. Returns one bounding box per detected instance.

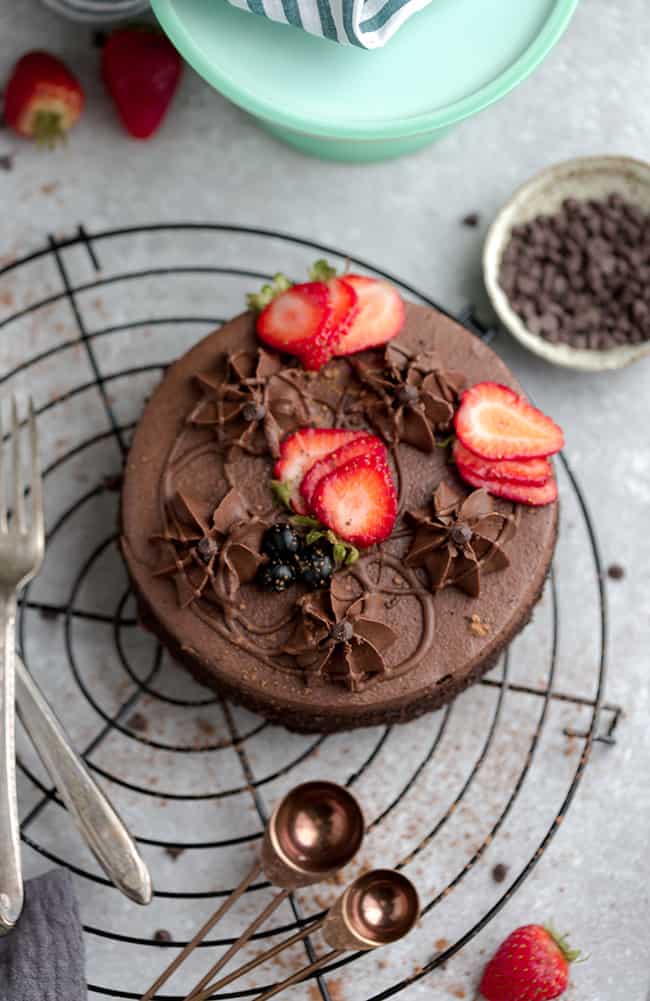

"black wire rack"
[0,223,620,1001]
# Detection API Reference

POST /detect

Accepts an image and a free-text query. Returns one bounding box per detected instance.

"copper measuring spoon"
[191,868,421,1001]
[139,780,364,1001]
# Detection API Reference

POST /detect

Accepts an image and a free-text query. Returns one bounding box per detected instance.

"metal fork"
[0,399,45,933]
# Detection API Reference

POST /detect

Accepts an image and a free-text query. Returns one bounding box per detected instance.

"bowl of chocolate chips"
[484,156,650,371]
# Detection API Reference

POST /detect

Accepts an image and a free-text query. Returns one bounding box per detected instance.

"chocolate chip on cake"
[499,194,650,350]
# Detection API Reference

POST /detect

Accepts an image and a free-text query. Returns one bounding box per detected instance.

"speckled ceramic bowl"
[483,155,650,371]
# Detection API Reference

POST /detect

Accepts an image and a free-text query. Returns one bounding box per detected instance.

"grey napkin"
[0,870,85,1001]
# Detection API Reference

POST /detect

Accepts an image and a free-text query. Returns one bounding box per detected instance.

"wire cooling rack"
[0,224,619,1000]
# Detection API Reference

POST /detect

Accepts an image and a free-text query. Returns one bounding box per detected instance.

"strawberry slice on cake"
[311,453,398,547]
[273,428,367,513]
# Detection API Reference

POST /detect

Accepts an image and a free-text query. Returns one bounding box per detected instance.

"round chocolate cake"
[121,302,558,733]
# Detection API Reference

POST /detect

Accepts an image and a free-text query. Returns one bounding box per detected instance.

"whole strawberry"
[102,26,183,139]
[480,924,581,1001]
[4,51,84,145]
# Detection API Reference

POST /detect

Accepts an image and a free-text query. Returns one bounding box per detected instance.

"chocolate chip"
[491,863,508,884]
[127,712,148,733]
[461,212,480,228]
[397,384,419,405]
[450,524,472,547]
[197,536,219,562]
[242,401,266,422]
[154,929,172,943]
[331,620,354,643]
[607,563,625,580]
[499,194,650,351]
[165,845,185,860]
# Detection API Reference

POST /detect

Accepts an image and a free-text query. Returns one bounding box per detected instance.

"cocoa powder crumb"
[102,473,123,492]
[154,929,172,942]
[607,563,625,580]
[196,718,216,736]
[467,613,490,637]
[491,863,508,884]
[41,182,59,195]
[434,937,450,951]
[328,977,344,1000]
[450,988,466,998]
[0,154,14,172]
[461,213,480,228]
[127,712,148,733]
[165,845,185,860]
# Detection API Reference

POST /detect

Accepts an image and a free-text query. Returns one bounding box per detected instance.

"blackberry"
[298,545,334,590]
[257,560,296,593]
[262,523,301,561]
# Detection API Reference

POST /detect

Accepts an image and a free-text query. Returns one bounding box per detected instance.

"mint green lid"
[152,0,578,139]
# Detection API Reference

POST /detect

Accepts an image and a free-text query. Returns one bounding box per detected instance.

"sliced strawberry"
[300,434,386,509]
[257,282,331,356]
[325,277,358,342]
[454,383,564,460]
[312,454,398,547]
[274,427,364,514]
[456,459,558,506]
[334,275,405,356]
[453,439,552,486]
[293,277,358,371]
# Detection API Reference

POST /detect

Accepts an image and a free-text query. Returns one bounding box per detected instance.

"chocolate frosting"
[189,347,312,458]
[121,303,558,732]
[351,343,466,452]
[283,581,397,692]
[405,482,514,597]
[153,487,266,608]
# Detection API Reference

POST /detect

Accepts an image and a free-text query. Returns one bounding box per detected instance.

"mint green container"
[152,0,578,162]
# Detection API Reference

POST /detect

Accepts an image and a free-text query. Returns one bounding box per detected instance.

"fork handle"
[0,590,22,933]
[15,656,152,906]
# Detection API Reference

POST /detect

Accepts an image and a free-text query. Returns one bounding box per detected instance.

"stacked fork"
[0,399,151,934]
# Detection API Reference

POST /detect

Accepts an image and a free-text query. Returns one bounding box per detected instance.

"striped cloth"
[226,0,432,47]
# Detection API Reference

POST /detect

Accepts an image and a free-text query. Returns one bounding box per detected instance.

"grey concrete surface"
[0,0,649,998]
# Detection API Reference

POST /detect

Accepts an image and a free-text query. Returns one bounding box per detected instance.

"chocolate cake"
[121,301,558,733]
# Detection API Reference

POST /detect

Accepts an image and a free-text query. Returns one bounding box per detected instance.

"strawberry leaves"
[246,273,292,313]
[246,260,339,314]
[309,259,338,282]
[290,515,360,567]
